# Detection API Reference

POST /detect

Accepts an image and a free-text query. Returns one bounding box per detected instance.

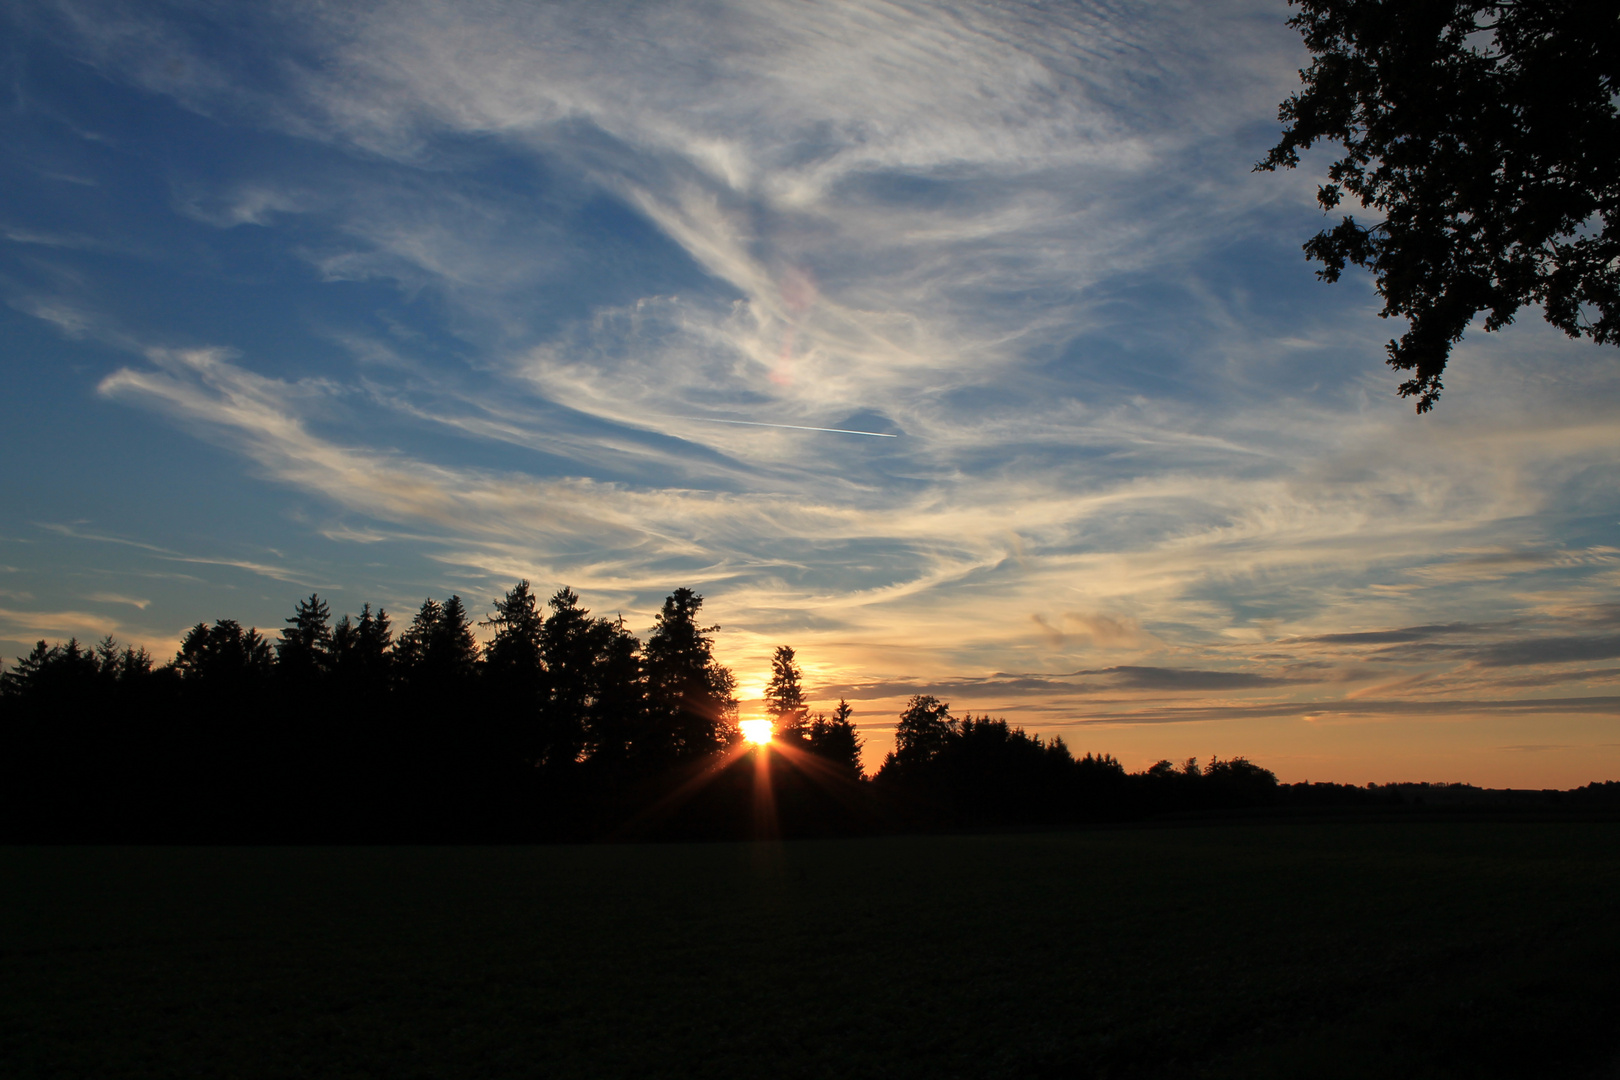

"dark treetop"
[1258,0,1619,411]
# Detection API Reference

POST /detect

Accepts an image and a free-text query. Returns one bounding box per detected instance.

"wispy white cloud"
[85,592,150,609]
[37,520,319,587]
[1,225,103,249]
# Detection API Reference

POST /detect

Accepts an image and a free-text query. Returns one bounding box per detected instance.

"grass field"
[4,819,1618,1078]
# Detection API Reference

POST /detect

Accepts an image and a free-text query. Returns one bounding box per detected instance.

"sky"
[2,0,1617,787]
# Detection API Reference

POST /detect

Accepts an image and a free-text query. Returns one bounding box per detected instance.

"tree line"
[4,583,1614,841]
[0,583,866,840]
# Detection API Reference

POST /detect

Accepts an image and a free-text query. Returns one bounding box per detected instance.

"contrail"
[676,416,898,438]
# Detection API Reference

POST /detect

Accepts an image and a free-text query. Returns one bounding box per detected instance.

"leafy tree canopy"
[1258,0,1619,411]
[890,694,954,771]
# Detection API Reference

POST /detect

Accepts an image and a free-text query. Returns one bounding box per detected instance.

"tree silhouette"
[486,582,545,678]
[807,698,863,777]
[396,596,478,695]
[276,593,333,684]
[1258,0,1619,410]
[881,696,952,780]
[483,581,548,768]
[583,614,645,764]
[643,588,737,760]
[0,641,55,701]
[394,598,441,689]
[894,696,952,773]
[439,596,479,678]
[97,636,153,687]
[0,581,1332,843]
[331,604,392,695]
[0,638,111,706]
[174,620,274,691]
[763,645,809,745]
[537,586,598,768]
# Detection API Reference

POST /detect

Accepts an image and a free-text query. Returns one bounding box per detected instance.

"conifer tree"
[332,603,392,692]
[396,596,477,694]
[763,645,809,744]
[486,582,544,677]
[436,595,479,681]
[483,581,549,765]
[643,588,737,760]
[1,641,56,700]
[584,614,645,764]
[393,598,442,685]
[277,593,334,682]
[537,587,596,767]
[0,639,104,703]
[174,621,274,689]
[808,698,864,777]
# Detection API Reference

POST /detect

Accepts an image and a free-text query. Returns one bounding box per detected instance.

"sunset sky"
[3,0,1617,786]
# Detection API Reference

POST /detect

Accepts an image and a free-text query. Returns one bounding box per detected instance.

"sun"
[740,718,773,746]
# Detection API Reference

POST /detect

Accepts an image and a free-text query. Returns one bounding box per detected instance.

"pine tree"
[0,640,102,702]
[538,587,595,767]
[585,614,644,764]
[333,603,392,692]
[484,582,548,765]
[436,595,479,682]
[643,588,737,760]
[1,641,56,701]
[277,593,334,682]
[174,621,274,689]
[393,598,443,687]
[486,582,544,678]
[397,595,478,699]
[763,645,809,744]
[808,698,863,777]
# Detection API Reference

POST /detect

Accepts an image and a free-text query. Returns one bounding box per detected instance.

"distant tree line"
[870,693,1286,827]
[2,585,1615,841]
[1,584,743,840]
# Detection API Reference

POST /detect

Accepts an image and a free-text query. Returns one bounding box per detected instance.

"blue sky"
[3,0,1618,784]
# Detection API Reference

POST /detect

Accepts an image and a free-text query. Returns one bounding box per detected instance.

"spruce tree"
[333,603,392,694]
[174,621,274,690]
[808,698,863,777]
[484,582,548,765]
[763,645,809,744]
[435,595,479,683]
[277,593,334,682]
[486,582,544,677]
[586,614,645,764]
[538,587,596,767]
[396,596,476,693]
[394,598,442,687]
[643,588,737,760]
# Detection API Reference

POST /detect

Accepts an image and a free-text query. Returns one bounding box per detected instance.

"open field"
[3,820,1618,1078]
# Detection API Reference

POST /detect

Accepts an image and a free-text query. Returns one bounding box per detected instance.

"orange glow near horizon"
[740,718,773,746]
